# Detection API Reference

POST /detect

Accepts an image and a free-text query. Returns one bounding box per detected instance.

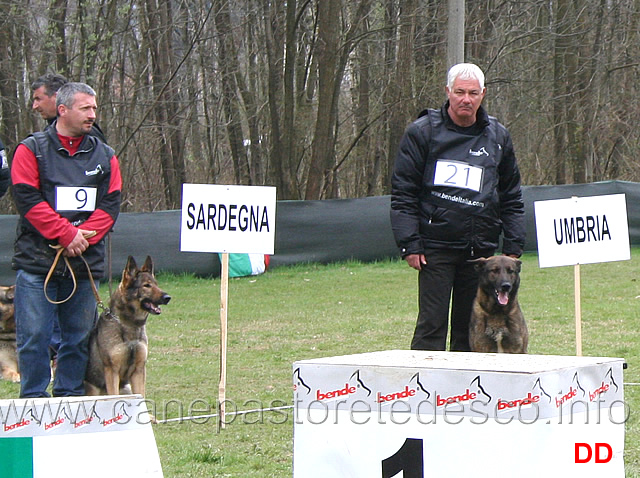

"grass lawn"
[1,249,640,476]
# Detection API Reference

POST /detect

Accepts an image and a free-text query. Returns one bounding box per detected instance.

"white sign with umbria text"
[180,184,276,254]
[534,194,630,268]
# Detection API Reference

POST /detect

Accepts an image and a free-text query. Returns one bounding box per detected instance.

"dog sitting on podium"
[469,255,528,354]
[84,256,170,396]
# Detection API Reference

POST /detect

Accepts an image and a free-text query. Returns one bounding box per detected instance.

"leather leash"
[44,231,105,310]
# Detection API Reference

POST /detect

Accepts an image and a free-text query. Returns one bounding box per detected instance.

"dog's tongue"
[497,291,509,306]
[143,300,162,315]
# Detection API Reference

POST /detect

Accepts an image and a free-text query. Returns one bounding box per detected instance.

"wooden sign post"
[219,253,229,430]
[180,184,276,429]
[534,194,629,355]
[574,264,581,356]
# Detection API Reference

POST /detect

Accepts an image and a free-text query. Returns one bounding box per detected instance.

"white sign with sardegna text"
[534,194,630,268]
[293,351,626,477]
[180,184,276,254]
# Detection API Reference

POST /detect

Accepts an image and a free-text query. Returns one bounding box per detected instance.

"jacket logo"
[85,164,104,176]
[469,147,489,157]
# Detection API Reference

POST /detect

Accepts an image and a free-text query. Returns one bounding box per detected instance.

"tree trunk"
[45,0,68,75]
[263,0,293,198]
[552,0,570,185]
[214,0,251,185]
[305,0,340,200]
[385,0,416,193]
[145,0,186,208]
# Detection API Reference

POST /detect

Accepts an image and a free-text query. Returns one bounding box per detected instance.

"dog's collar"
[101,306,120,323]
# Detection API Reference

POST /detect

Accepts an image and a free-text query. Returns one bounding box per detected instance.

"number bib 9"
[433,160,484,192]
[56,186,97,212]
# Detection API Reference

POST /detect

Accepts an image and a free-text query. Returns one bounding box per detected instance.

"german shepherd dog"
[469,255,528,354]
[0,285,19,382]
[85,256,171,396]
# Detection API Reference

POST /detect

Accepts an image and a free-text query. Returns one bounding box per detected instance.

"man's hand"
[63,229,95,257]
[405,253,427,271]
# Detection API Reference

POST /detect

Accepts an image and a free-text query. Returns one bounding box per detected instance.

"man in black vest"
[390,63,525,352]
[12,82,122,397]
[31,73,108,367]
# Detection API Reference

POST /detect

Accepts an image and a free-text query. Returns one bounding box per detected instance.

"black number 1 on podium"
[381,438,424,477]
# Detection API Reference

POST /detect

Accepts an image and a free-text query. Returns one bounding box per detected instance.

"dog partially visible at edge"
[0,285,19,382]
[469,255,528,354]
[84,256,171,397]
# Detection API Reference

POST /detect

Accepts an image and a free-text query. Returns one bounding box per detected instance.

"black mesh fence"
[0,180,637,283]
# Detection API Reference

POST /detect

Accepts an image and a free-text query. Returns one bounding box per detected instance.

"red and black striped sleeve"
[11,143,79,247]
[82,155,122,244]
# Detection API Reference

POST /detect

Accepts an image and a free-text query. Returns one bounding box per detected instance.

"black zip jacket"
[0,137,9,199]
[390,102,525,257]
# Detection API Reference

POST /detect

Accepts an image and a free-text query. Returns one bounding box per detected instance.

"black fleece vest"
[13,130,114,278]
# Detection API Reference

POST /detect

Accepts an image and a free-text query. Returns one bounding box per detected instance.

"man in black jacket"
[390,63,525,351]
[0,137,10,199]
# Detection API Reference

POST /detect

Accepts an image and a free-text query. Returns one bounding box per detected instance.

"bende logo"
[44,417,65,431]
[376,386,416,404]
[315,369,372,401]
[497,392,540,411]
[293,368,312,395]
[436,376,491,407]
[589,367,618,402]
[4,419,30,433]
[555,372,586,408]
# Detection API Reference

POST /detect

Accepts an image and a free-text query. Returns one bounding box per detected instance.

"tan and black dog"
[469,255,528,354]
[85,256,170,396]
[0,285,19,383]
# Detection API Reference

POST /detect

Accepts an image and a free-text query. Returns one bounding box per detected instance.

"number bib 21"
[433,160,484,192]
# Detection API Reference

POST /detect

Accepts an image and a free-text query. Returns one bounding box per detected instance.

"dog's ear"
[6,286,14,302]
[469,257,488,271]
[141,256,154,275]
[123,256,138,284]
[514,259,522,273]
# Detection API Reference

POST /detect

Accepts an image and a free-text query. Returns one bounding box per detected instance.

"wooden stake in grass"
[574,264,582,356]
[218,253,229,431]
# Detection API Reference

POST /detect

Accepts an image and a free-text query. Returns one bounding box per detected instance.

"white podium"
[0,395,163,477]
[293,350,625,477]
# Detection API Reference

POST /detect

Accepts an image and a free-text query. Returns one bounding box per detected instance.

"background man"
[390,63,525,352]
[31,73,107,142]
[11,82,121,397]
[0,137,9,199]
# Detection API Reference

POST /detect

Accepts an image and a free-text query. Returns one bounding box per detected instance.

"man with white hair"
[390,63,525,351]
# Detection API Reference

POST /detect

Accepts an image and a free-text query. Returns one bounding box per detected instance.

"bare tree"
[213,0,251,185]
[143,0,186,208]
[384,0,417,193]
[1,0,640,213]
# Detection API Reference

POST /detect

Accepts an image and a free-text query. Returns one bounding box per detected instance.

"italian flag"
[222,253,269,278]
[0,437,33,477]
[0,396,163,477]
[0,429,162,477]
